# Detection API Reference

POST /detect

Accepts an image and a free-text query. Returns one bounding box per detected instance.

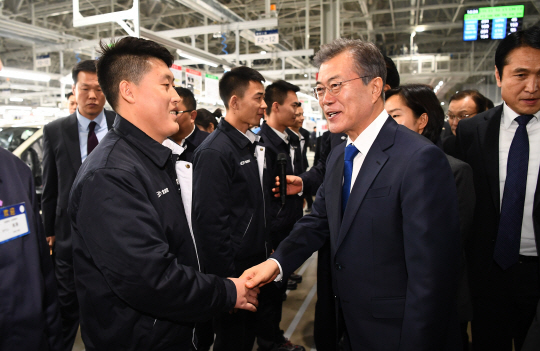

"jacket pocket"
[370,296,405,318]
[365,186,391,199]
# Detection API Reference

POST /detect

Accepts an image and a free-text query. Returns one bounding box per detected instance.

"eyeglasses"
[177,110,194,114]
[445,113,475,121]
[312,76,370,100]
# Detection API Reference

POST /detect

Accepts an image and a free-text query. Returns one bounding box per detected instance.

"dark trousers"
[314,240,341,351]
[523,299,540,351]
[55,257,80,351]
[213,309,257,351]
[471,258,539,351]
[194,319,214,351]
[256,282,288,350]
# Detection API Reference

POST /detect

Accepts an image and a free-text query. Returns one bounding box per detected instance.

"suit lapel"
[477,107,502,216]
[63,114,82,171]
[326,146,344,247]
[336,118,394,250]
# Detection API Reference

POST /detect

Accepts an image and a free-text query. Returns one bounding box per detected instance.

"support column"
[320,0,340,45]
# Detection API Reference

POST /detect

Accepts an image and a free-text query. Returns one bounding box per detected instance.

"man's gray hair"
[313,38,387,90]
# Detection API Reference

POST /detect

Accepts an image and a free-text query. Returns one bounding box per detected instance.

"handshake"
[227,260,281,312]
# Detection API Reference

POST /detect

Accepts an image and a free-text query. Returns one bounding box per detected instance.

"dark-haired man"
[66,92,77,114]
[243,37,461,350]
[42,59,115,351]
[68,37,258,350]
[442,90,487,157]
[455,26,540,351]
[163,87,208,163]
[192,66,268,351]
[257,80,305,351]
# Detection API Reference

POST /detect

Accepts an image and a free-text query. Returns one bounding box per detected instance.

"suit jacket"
[455,105,540,295]
[259,123,303,248]
[299,127,311,170]
[447,155,475,321]
[273,117,461,350]
[41,110,115,260]
[0,147,63,350]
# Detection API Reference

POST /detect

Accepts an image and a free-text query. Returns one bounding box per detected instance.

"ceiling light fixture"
[0,68,51,82]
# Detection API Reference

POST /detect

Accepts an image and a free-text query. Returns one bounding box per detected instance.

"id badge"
[0,202,30,244]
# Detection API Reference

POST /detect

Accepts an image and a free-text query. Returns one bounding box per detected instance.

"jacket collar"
[113,114,171,168]
[218,118,259,149]
[260,122,288,148]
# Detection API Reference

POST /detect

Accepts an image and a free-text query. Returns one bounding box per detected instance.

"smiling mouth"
[327,112,340,118]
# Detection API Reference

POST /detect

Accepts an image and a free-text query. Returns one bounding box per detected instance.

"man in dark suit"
[243,38,461,350]
[287,106,312,212]
[41,59,115,351]
[0,147,63,351]
[455,26,540,351]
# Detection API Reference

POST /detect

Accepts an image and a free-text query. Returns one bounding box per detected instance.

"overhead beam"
[158,18,278,38]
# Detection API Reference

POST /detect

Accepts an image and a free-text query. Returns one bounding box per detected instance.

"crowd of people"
[0,25,539,351]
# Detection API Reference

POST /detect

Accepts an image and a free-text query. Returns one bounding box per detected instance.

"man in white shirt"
[455,26,540,351]
[241,38,462,350]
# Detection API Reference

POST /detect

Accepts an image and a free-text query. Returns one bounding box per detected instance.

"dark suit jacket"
[523,300,540,351]
[181,125,209,163]
[41,110,115,260]
[0,147,63,350]
[455,105,540,295]
[272,117,461,350]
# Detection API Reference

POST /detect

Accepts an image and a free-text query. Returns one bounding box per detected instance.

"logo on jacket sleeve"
[240,159,251,166]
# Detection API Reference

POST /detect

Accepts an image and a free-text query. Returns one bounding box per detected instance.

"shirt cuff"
[268,258,283,282]
[297,180,304,197]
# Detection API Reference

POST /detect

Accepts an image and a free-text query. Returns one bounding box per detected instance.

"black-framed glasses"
[445,113,475,121]
[177,110,194,114]
[312,76,370,100]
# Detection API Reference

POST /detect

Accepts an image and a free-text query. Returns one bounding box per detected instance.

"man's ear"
[119,80,135,104]
[229,95,239,111]
[190,110,197,123]
[495,65,502,88]
[371,77,384,104]
[72,84,76,96]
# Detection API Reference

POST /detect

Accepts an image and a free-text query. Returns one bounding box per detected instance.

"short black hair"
[219,66,265,109]
[448,90,487,114]
[386,84,444,144]
[264,80,300,115]
[384,56,400,89]
[66,92,74,99]
[72,60,97,85]
[495,25,540,80]
[195,108,220,129]
[174,87,196,110]
[96,37,174,110]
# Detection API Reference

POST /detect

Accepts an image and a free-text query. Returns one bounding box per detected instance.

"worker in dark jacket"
[68,37,258,351]
[192,66,268,351]
[0,147,63,351]
[257,80,305,351]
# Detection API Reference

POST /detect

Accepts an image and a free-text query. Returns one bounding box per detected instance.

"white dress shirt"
[272,109,389,280]
[499,102,540,256]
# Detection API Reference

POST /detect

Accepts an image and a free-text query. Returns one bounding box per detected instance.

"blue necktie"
[342,144,359,215]
[494,114,534,270]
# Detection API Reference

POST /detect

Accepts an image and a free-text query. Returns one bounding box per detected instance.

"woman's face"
[386,94,426,134]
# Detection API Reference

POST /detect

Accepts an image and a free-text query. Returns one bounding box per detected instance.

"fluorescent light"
[60,73,74,85]
[9,97,23,102]
[440,102,445,106]
[416,25,426,32]
[0,68,51,82]
[176,50,219,68]
[260,50,267,55]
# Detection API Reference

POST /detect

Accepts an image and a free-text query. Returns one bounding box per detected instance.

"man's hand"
[228,277,260,312]
[46,236,55,255]
[272,175,303,197]
[240,260,280,289]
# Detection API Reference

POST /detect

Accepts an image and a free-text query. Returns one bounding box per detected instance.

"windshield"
[0,127,39,152]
